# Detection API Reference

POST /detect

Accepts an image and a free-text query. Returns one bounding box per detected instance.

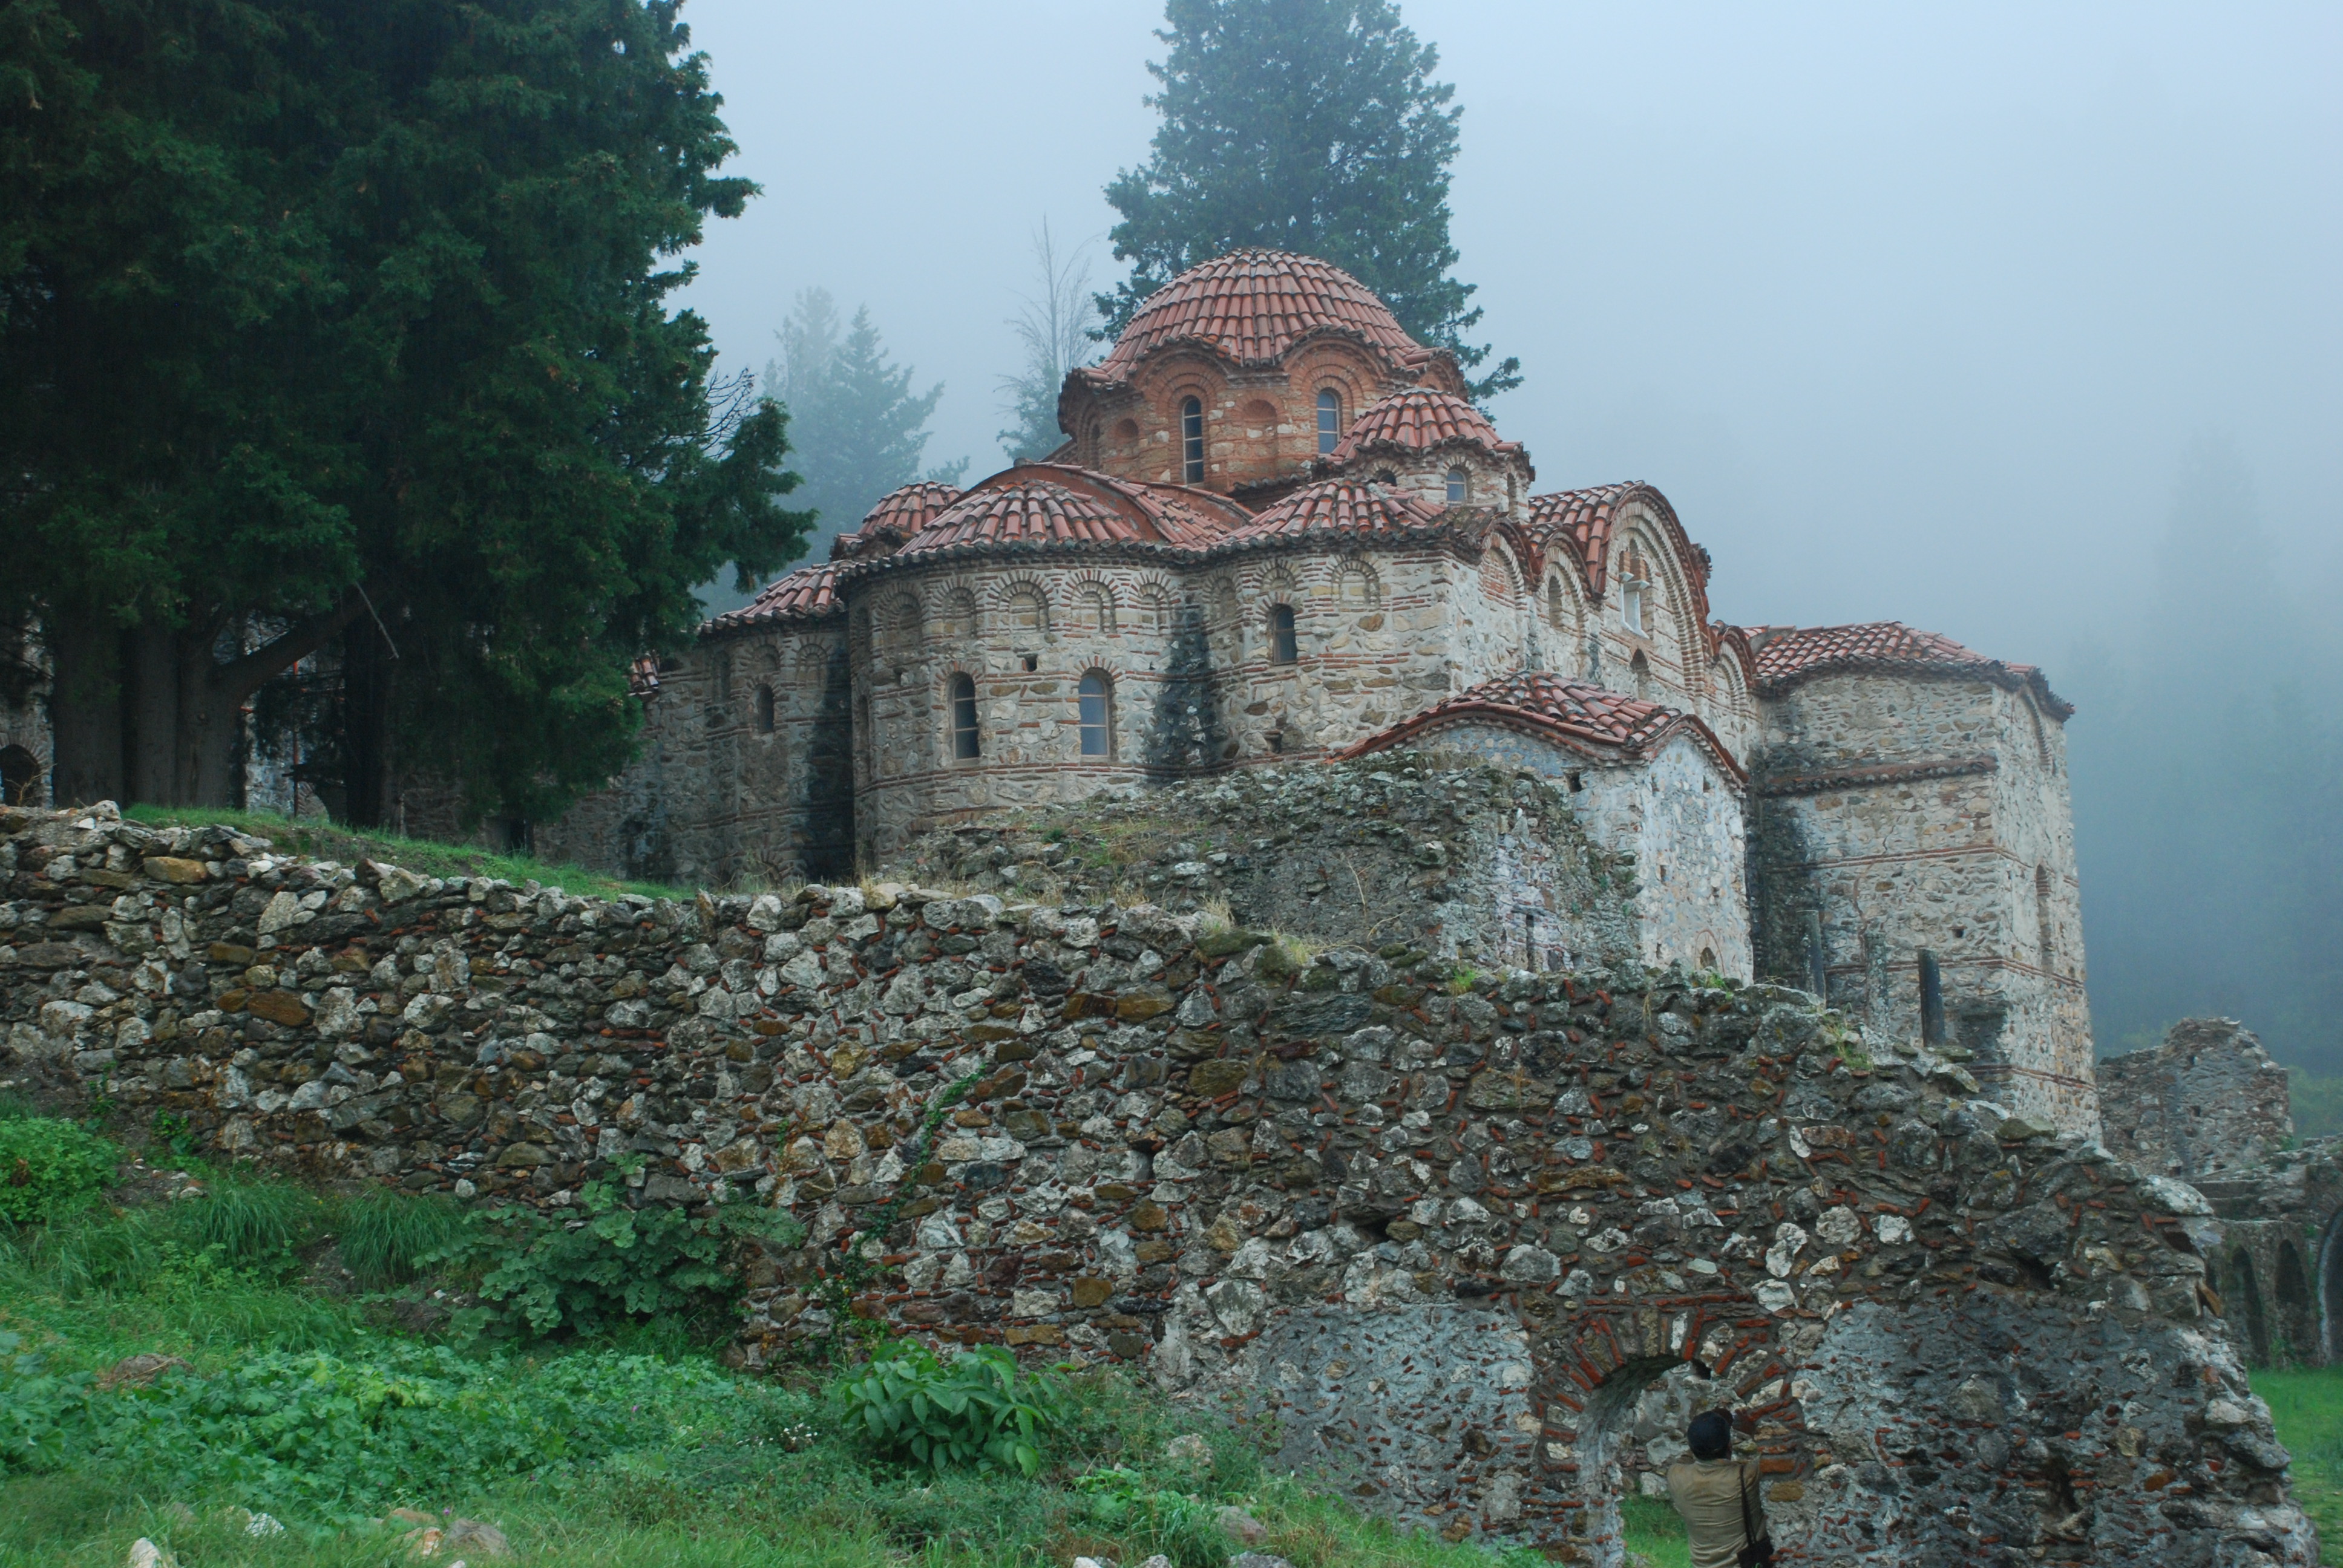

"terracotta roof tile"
[1749,621,2073,718]
[1524,483,1637,595]
[1225,478,1446,542]
[857,480,963,536]
[896,466,1247,555]
[702,562,842,632]
[1330,388,1518,465]
[1090,250,1429,382]
[1335,670,1745,781]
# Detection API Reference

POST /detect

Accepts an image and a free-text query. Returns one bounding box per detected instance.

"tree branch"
[205,590,377,705]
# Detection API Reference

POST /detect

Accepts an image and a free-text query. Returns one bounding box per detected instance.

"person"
[1663,1408,1771,1567]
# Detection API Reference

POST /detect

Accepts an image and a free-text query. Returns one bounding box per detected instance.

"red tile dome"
[1331,388,1517,465]
[1092,250,1430,381]
[1225,479,1446,543]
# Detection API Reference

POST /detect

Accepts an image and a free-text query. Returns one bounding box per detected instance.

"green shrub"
[1073,1466,1225,1567]
[838,1342,1067,1477]
[442,1168,805,1339]
[0,1117,118,1223]
[336,1186,468,1289]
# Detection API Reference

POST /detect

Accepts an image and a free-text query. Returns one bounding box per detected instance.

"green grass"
[2255,1365,2343,1564]
[0,1166,1555,1568]
[1620,1494,1690,1567]
[117,803,701,901]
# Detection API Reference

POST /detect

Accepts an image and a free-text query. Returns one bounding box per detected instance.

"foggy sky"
[672,0,2341,673]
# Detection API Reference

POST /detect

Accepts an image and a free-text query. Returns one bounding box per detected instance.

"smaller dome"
[1227,479,1446,543]
[1331,388,1516,465]
[834,481,966,559]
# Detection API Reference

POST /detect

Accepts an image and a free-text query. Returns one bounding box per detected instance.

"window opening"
[1445,468,1468,504]
[754,685,775,735]
[1316,389,1341,455]
[1567,771,1584,793]
[1078,671,1112,757]
[1269,604,1299,664]
[949,674,980,760]
[2034,864,2055,974]
[1181,397,1205,482]
[1021,653,1038,673]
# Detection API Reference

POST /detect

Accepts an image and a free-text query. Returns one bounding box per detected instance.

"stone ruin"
[0,786,2321,1566]
[2100,1019,2343,1373]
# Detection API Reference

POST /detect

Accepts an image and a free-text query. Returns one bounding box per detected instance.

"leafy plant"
[838,1342,1067,1477]
[441,1168,804,1339]
[0,1117,119,1224]
[0,1331,91,1472]
[1072,1466,1225,1567]
[149,1111,197,1163]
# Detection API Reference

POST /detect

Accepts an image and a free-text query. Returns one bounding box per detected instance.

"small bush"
[0,1117,118,1224]
[839,1342,1067,1477]
[442,1168,805,1339]
[0,1331,90,1472]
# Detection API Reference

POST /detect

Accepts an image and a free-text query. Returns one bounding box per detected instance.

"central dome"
[1094,250,1426,378]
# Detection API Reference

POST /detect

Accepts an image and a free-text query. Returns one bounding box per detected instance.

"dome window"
[754,685,776,735]
[1446,468,1469,504]
[1181,397,1205,483]
[1317,389,1342,455]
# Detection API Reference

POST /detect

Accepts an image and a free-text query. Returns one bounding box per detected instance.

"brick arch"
[988,577,1053,638]
[1058,570,1123,635]
[1532,1302,1803,1560]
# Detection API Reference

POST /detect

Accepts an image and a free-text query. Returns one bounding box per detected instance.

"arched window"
[1630,650,1653,699]
[1316,389,1341,454]
[949,674,980,760]
[1446,468,1468,504]
[1181,397,1205,483]
[754,685,776,735]
[1270,604,1299,664]
[1546,579,1569,630]
[1078,671,1112,757]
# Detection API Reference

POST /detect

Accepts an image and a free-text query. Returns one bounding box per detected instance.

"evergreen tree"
[1100,0,1519,399]
[997,220,1100,463]
[764,289,968,560]
[2,0,810,825]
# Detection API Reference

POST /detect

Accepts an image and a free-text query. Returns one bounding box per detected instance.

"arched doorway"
[2229,1247,2271,1365]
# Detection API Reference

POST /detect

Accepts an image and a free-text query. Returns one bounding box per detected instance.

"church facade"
[542,250,2094,1132]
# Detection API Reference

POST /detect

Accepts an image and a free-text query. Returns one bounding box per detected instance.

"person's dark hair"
[1686,1409,1734,1460]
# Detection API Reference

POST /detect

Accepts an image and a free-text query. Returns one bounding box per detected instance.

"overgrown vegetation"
[119,803,700,901]
[0,1117,117,1224]
[0,1157,1564,1567]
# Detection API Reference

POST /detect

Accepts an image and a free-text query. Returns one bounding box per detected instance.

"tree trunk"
[47,610,125,807]
[122,621,183,806]
[339,620,398,828]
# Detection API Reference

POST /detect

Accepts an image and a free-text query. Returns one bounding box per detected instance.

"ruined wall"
[890,760,1642,974]
[0,799,2315,1566]
[1749,672,2096,1136]
[2100,1019,2294,1181]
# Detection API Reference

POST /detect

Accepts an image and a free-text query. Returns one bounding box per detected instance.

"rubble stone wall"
[2100,1019,2295,1180]
[0,802,2314,1566]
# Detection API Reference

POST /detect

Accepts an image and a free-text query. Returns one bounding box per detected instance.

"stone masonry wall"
[0,799,2316,1566]
[1750,673,2096,1136]
[2100,1019,2294,1181]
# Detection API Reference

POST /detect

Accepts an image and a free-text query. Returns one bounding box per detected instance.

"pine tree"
[2,0,810,824]
[1100,0,1520,399]
[997,221,1101,464]
[765,289,968,558]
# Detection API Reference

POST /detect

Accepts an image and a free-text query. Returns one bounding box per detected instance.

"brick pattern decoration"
[3,803,2311,1566]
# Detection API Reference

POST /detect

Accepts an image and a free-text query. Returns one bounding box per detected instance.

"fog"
[667,1,2342,1065]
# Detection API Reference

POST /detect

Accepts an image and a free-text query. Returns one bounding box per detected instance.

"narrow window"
[1078,671,1112,757]
[1269,604,1298,664]
[1446,468,1468,504]
[1316,389,1341,455]
[715,650,733,701]
[754,685,775,735]
[949,674,980,760]
[2035,864,2055,974]
[1622,578,1645,635]
[1181,397,1205,483]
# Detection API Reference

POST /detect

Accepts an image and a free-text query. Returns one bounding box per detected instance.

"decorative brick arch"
[1532,1302,1804,1562]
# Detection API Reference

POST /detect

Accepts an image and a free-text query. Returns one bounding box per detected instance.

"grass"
[116,803,700,901]
[0,1159,1561,1568]
[2255,1365,2343,1565]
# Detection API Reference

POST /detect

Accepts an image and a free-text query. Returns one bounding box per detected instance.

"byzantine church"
[546,250,2095,1131]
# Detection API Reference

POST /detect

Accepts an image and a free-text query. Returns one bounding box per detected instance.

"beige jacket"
[1665,1455,1765,1568]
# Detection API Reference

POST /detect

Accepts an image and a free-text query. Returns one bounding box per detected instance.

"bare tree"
[997,221,1101,463]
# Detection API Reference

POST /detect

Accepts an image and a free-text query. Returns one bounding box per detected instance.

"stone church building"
[543,250,2093,1131]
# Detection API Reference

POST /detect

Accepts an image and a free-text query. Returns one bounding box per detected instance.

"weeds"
[336,1187,468,1289]
[0,1118,119,1224]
